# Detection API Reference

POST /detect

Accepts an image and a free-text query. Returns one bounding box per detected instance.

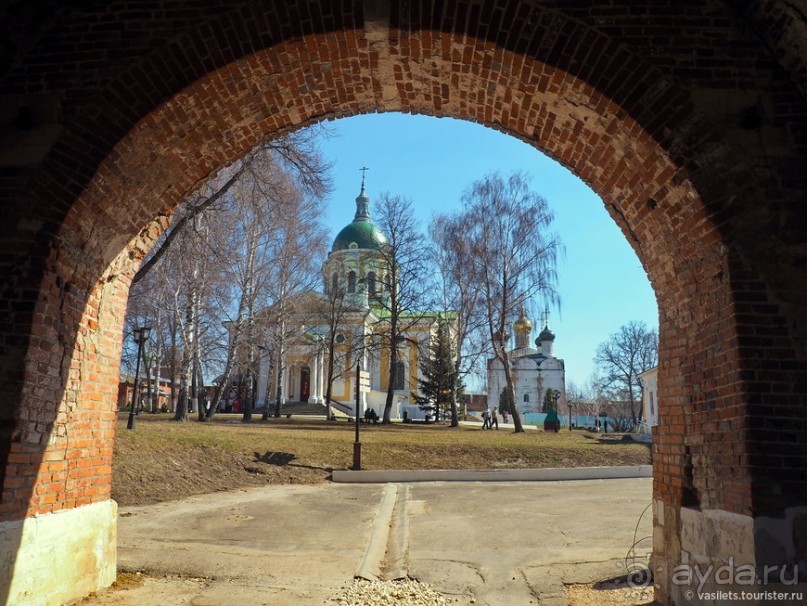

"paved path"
[85,478,652,605]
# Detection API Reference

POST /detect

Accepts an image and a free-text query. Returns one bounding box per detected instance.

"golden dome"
[513,313,532,333]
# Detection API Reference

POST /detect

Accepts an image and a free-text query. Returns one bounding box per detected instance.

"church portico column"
[310,356,317,404]
[311,354,321,404]
[316,350,325,404]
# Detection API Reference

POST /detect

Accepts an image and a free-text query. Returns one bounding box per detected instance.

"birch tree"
[371,194,433,424]
[429,213,486,427]
[460,172,562,433]
[125,126,333,423]
[317,281,359,420]
[260,182,329,419]
[594,321,658,427]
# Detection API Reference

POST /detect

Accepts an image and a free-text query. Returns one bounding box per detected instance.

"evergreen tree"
[418,323,459,421]
[499,386,515,416]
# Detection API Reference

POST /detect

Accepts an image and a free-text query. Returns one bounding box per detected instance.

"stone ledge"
[332,465,652,483]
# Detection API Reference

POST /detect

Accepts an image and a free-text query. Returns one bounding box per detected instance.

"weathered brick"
[0,4,806,605]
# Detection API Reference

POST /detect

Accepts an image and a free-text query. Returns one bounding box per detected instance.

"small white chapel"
[487,309,566,416]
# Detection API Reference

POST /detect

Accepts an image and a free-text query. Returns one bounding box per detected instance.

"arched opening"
[1,4,805,605]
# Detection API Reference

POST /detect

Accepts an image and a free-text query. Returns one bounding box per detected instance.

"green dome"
[332,179,388,252]
[332,220,388,252]
[538,325,556,342]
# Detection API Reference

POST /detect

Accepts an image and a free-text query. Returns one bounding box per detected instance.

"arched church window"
[331,272,338,294]
[393,361,406,390]
[367,271,376,294]
[348,271,356,293]
[384,273,390,290]
[523,394,530,403]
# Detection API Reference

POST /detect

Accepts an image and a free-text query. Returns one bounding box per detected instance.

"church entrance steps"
[270,401,330,416]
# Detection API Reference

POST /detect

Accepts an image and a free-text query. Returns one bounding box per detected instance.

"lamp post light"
[127,325,152,430]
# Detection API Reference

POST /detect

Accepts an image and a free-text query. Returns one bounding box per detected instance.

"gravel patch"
[329,579,450,606]
[565,582,654,605]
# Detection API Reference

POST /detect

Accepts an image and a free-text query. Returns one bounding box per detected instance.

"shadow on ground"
[250,451,333,474]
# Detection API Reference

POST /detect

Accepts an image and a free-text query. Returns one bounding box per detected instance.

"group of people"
[481,407,505,429]
[363,407,380,424]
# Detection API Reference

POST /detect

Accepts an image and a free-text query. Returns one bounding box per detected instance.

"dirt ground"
[112,423,328,506]
[112,413,651,507]
[78,573,655,605]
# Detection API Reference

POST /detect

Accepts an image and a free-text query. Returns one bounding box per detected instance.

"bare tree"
[131,127,332,286]
[594,320,658,428]
[460,172,562,433]
[202,153,328,421]
[125,126,333,423]
[429,213,486,427]
[371,194,433,424]
[205,178,273,422]
[259,184,329,419]
[315,281,361,420]
[171,210,213,422]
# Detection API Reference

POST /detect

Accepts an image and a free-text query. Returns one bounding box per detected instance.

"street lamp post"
[127,326,152,430]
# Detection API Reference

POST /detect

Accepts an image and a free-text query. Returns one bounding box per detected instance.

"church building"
[487,310,566,417]
[252,176,452,419]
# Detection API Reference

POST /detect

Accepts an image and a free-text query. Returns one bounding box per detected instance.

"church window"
[523,394,530,403]
[348,271,356,293]
[649,392,655,416]
[367,271,376,294]
[331,272,338,294]
[393,361,406,390]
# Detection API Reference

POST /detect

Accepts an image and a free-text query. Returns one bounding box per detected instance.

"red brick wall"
[1,0,805,535]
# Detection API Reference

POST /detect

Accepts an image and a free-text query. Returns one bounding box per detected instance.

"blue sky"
[312,113,658,390]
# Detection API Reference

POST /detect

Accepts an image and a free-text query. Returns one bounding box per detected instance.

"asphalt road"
[84,478,653,605]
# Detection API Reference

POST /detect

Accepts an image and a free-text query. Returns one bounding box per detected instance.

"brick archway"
[1,3,805,604]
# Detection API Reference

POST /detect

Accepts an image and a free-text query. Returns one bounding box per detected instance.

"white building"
[487,309,566,415]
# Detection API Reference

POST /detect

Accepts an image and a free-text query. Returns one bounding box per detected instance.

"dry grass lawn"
[113,413,650,506]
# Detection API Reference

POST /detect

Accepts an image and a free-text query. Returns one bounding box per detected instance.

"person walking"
[482,407,490,429]
[502,410,509,424]
[491,408,499,430]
